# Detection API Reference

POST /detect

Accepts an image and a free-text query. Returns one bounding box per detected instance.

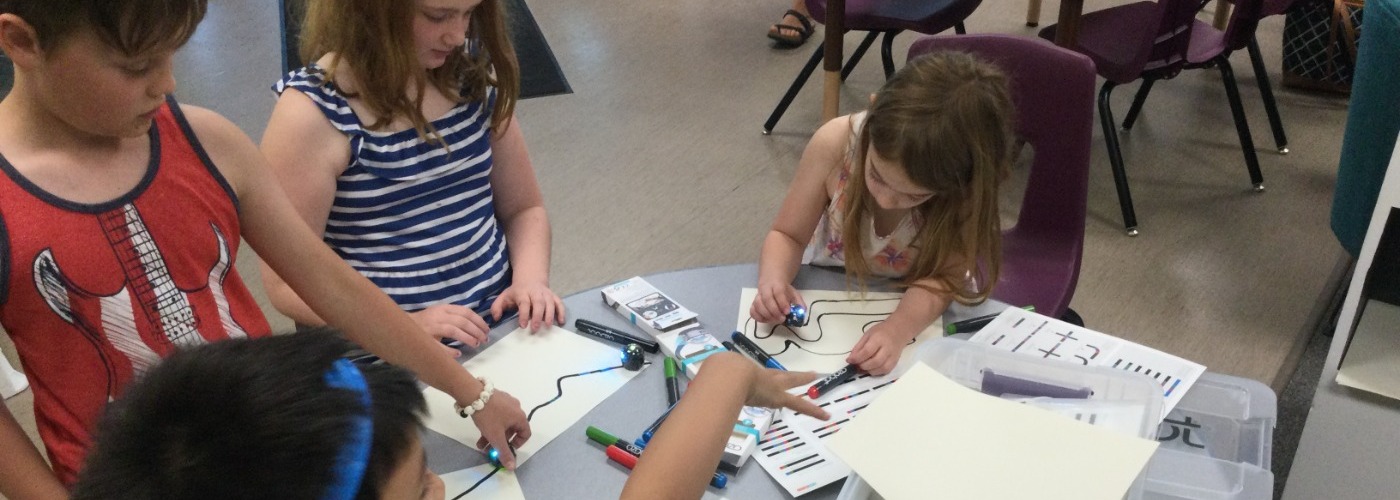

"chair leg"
[841,31,880,81]
[880,30,902,79]
[1098,81,1139,236]
[1027,0,1042,27]
[1217,56,1266,192]
[1248,36,1289,154]
[763,45,824,135]
[1122,78,1156,131]
[955,22,967,35]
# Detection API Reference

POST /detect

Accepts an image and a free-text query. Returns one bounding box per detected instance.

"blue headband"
[322,359,374,500]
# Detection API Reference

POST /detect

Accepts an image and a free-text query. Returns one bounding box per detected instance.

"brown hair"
[0,0,206,56]
[299,0,519,142]
[842,51,1015,305]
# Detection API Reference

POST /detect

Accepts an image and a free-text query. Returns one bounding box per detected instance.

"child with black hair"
[72,330,442,500]
[73,340,829,499]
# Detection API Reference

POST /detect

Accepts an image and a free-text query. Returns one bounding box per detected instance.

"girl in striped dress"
[260,0,563,348]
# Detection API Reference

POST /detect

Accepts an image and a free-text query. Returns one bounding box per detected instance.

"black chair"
[761,0,983,135]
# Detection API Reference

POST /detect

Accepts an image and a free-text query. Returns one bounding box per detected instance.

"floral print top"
[802,113,921,278]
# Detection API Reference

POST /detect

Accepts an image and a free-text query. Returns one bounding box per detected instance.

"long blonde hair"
[842,51,1015,305]
[299,0,519,141]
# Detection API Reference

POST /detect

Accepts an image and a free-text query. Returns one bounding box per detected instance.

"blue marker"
[730,331,786,371]
[637,402,678,446]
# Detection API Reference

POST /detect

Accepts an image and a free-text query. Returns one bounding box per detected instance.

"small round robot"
[785,303,809,327]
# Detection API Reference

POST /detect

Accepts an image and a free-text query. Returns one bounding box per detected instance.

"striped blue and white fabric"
[274,65,510,314]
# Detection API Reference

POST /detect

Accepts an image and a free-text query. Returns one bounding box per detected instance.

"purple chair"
[762,0,983,134]
[907,34,1096,320]
[1040,0,1265,236]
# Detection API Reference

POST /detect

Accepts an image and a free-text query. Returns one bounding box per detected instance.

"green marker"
[664,358,680,405]
[586,426,646,456]
[944,305,1035,335]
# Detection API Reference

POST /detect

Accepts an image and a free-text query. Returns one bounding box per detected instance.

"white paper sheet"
[752,371,901,497]
[1338,300,1400,400]
[439,464,526,500]
[969,307,1205,421]
[735,288,942,373]
[422,326,646,466]
[826,363,1159,500]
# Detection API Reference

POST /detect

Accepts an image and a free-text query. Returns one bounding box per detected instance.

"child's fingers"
[783,393,831,421]
[439,343,462,358]
[483,429,517,470]
[776,370,820,390]
[847,335,874,365]
[553,296,567,325]
[517,298,533,330]
[488,294,510,322]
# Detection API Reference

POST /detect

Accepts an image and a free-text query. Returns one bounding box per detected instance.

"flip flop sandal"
[767,9,815,48]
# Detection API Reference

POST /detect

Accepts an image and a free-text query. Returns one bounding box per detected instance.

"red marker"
[606,445,639,469]
[807,363,860,398]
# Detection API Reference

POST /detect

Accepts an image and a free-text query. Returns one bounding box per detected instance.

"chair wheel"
[1253,183,1265,193]
[1126,227,1139,237]
[761,129,772,136]
[1278,147,1289,155]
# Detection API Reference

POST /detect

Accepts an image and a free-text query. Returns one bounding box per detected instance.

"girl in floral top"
[751,51,1016,375]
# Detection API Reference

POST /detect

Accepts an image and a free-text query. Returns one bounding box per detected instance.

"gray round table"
[424,263,1006,499]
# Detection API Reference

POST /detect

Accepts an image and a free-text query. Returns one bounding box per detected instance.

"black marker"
[807,363,861,398]
[575,319,660,353]
[731,331,786,370]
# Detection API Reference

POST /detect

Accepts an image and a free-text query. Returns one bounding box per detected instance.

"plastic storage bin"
[1142,372,1275,500]
[838,338,1164,500]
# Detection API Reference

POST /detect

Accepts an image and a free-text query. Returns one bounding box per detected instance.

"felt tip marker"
[638,402,678,446]
[605,445,728,489]
[663,358,680,406]
[575,319,660,353]
[587,426,648,456]
[807,363,861,398]
[731,331,785,370]
[944,305,1035,335]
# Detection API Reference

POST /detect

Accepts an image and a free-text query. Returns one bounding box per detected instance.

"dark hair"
[71,330,427,500]
[0,0,206,55]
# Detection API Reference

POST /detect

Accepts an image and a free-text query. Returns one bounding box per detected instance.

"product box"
[601,277,699,337]
[722,405,775,469]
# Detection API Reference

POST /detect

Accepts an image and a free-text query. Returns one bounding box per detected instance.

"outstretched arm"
[183,104,532,469]
[753,116,851,323]
[486,115,563,331]
[622,353,828,499]
[0,405,67,500]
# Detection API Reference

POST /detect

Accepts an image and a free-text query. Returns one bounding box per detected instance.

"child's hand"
[751,282,805,324]
[490,282,565,332]
[746,368,830,421]
[471,390,531,470]
[411,305,491,353]
[421,470,445,500]
[846,322,908,375]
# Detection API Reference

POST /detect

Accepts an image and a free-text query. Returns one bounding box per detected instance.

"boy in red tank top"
[0,1,531,496]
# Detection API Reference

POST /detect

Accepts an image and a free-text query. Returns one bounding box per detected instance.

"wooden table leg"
[822,0,845,121]
[1213,0,1232,30]
[1054,0,1085,47]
